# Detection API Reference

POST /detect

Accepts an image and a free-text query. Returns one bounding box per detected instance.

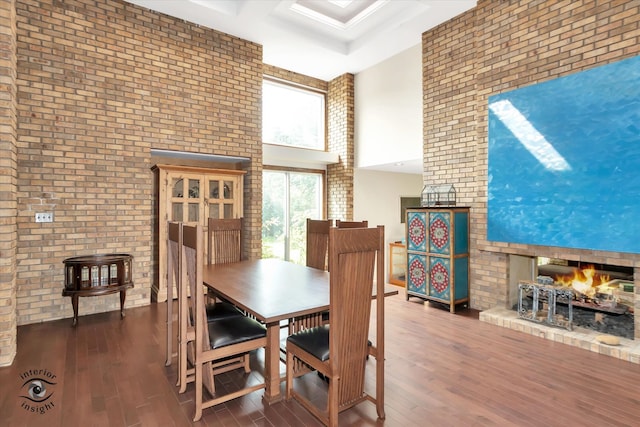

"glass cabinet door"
[170,174,203,223]
[206,177,239,219]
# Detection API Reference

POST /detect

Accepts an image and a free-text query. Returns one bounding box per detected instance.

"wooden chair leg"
[285,350,294,400]
[242,354,250,373]
[194,361,203,422]
[328,376,339,427]
[178,338,188,392]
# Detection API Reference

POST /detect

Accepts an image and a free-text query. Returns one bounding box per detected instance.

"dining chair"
[280,219,333,375]
[205,217,245,318]
[171,221,247,394]
[285,225,386,427]
[283,218,332,337]
[306,218,332,270]
[184,223,267,422]
[335,219,368,228]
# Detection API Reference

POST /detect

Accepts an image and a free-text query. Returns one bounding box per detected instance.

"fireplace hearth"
[481,255,638,364]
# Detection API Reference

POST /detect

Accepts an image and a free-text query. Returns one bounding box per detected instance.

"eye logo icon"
[19,369,57,414]
[22,379,55,403]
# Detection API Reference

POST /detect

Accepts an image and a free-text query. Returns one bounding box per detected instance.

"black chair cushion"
[206,301,244,322]
[189,301,244,325]
[208,316,266,349]
[287,325,330,361]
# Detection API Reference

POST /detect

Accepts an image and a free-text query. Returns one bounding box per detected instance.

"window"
[262,170,323,264]
[262,80,325,150]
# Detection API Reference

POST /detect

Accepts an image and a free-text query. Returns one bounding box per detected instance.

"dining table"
[202,257,398,404]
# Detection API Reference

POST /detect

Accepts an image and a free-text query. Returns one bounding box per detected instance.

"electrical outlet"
[35,212,54,223]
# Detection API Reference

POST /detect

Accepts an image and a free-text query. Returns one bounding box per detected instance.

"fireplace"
[479,254,640,364]
[513,257,635,338]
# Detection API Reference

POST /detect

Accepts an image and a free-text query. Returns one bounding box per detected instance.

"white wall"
[354,43,423,171]
[353,43,424,283]
[354,169,423,282]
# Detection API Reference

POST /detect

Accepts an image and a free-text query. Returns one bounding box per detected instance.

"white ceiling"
[124,0,477,175]
[125,0,476,81]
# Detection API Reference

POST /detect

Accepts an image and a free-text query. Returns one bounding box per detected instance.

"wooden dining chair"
[284,218,331,339]
[306,218,332,270]
[205,217,245,318]
[171,221,247,394]
[335,219,368,228]
[207,217,242,265]
[184,223,267,422]
[281,219,333,374]
[285,225,386,427]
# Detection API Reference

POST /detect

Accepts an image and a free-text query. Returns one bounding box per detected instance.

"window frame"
[262,77,327,151]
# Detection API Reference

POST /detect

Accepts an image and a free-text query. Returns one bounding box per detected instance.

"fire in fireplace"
[517,259,635,339]
[538,261,635,314]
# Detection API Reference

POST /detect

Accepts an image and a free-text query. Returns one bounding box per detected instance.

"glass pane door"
[207,177,238,219]
[262,170,322,264]
[170,175,202,223]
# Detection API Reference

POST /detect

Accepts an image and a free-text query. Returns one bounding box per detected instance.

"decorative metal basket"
[421,184,456,207]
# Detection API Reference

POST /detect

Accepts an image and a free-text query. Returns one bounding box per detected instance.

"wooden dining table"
[202,258,398,404]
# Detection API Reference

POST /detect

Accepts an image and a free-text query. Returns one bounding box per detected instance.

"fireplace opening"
[513,257,635,339]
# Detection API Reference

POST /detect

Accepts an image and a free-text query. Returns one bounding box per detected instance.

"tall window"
[262,170,323,264]
[262,79,326,263]
[263,80,325,150]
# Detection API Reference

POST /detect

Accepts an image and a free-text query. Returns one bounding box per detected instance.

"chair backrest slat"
[168,221,182,297]
[328,225,384,404]
[166,221,182,366]
[335,219,368,229]
[306,218,332,271]
[182,223,209,352]
[207,218,242,265]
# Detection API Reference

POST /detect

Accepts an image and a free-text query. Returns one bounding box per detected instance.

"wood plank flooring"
[2,289,640,426]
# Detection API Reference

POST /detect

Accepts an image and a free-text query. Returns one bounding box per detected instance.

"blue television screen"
[487,55,640,254]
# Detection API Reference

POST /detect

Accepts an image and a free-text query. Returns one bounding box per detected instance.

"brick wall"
[423,0,640,321]
[0,0,18,366]
[327,73,355,221]
[263,64,328,93]
[11,0,263,330]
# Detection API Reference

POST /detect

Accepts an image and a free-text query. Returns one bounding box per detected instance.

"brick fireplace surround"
[421,0,640,364]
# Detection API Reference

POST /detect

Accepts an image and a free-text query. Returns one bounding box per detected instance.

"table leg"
[120,290,127,318]
[71,295,79,326]
[262,321,282,404]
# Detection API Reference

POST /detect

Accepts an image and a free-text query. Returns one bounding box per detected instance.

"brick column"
[0,0,18,366]
[327,73,355,221]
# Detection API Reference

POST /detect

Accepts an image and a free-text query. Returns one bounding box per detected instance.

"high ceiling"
[124,0,477,81]
[124,1,477,175]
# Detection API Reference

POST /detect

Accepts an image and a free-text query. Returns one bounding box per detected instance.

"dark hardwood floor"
[2,289,640,426]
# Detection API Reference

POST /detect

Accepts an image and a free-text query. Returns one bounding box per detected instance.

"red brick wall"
[423,0,640,317]
[12,0,263,327]
[0,0,18,366]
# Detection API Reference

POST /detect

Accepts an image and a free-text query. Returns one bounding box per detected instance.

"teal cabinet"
[405,207,470,313]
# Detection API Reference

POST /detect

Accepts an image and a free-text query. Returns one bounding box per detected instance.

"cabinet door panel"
[407,253,427,296]
[428,212,451,255]
[428,256,451,300]
[407,211,427,252]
